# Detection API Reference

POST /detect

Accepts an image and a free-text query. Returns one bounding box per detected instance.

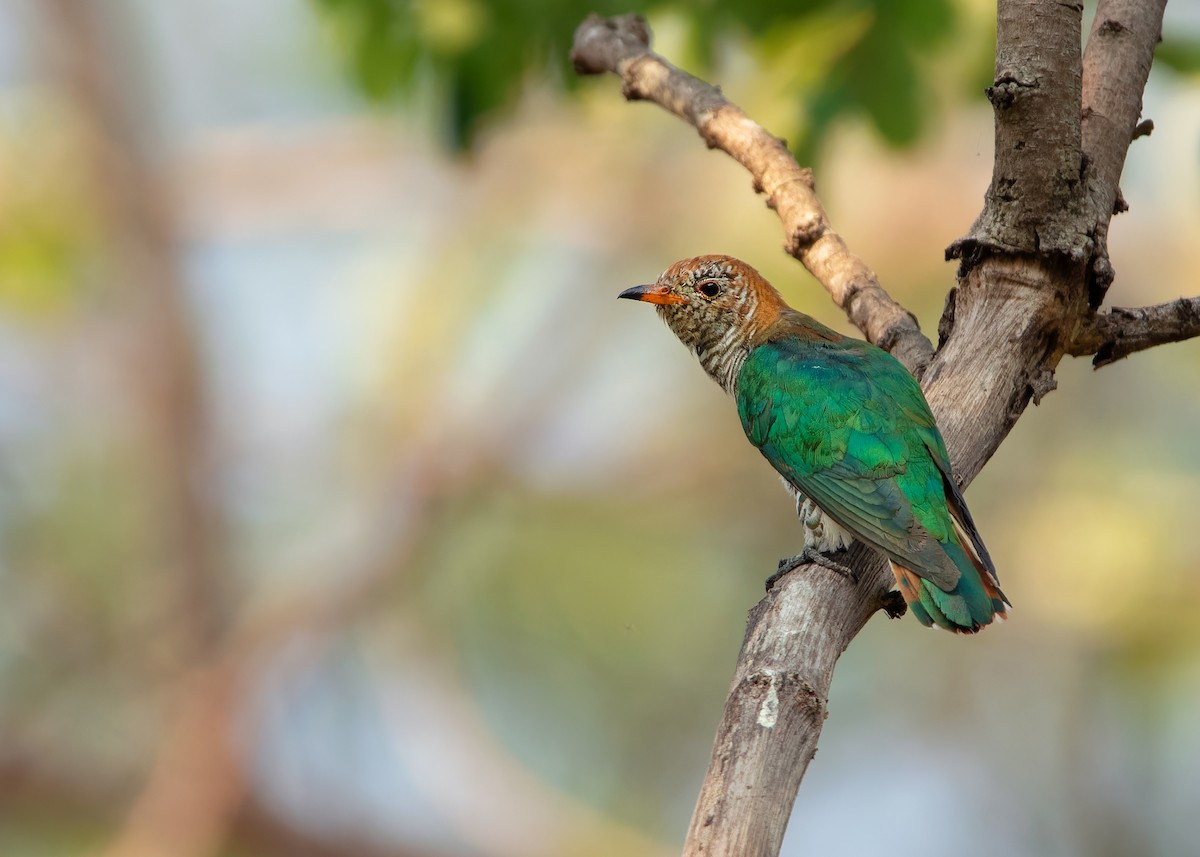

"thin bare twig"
[571,14,934,375]
[1071,296,1200,367]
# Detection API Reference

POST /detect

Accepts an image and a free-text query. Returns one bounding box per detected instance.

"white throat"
[697,335,750,395]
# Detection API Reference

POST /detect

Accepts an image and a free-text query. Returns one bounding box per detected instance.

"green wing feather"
[735,330,962,590]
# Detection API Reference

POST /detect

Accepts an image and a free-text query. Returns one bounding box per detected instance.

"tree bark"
[1070,296,1200,367]
[573,2,1188,855]
[949,0,1087,260]
[1079,0,1167,308]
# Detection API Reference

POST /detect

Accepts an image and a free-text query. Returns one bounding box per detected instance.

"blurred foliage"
[313,0,966,160]
[0,104,98,316]
[1157,38,1200,76]
[419,489,749,829]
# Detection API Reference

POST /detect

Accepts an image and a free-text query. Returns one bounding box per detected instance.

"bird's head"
[618,255,787,368]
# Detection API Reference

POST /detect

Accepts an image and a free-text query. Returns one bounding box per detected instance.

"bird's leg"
[766,547,857,591]
[766,496,859,590]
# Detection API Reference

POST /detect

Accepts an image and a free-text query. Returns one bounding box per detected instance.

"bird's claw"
[800,547,857,581]
[766,548,856,591]
[765,556,800,591]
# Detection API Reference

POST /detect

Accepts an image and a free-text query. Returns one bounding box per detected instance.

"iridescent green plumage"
[737,311,1007,631]
[619,254,1009,633]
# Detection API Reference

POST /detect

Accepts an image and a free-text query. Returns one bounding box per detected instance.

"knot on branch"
[945,237,998,280]
[785,217,827,255]
[1112,188,1129,215]
[874,317,913,355]
[1088,253,1115,307]
[570,13,652,75]
[986,74,1037,110]
[1028,368,1058,406]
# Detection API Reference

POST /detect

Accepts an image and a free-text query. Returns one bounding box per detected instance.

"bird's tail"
[890,513,1009,635]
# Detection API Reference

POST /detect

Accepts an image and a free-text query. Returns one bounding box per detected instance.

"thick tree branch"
[1080,0,1166,306]
[1070,296,1200,367]
[571,14,934,375]
[948,0,1086,268]
[682,544,891,856]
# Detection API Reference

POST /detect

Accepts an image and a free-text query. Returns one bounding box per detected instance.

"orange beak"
[617,283,687,306]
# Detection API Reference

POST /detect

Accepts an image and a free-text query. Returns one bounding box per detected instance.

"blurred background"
[1,1,1198,855]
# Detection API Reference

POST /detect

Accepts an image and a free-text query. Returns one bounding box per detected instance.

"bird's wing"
[736,338,961,590]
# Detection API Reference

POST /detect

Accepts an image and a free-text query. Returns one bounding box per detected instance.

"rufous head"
[620,255,786,345]
[619,255,789,390]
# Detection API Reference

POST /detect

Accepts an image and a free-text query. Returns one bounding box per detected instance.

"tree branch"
[571,14,934,375]
[947,0,1086,269]
[1080,0,1167,306]
[681,544,892,856]
[1070,296,1200,367]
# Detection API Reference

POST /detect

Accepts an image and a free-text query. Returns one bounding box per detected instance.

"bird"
[618,255,1008,633]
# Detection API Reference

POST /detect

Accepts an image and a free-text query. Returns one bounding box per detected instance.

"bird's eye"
[697,280,721,299]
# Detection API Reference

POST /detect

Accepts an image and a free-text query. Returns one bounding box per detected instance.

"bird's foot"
[766,547,856,591]
[800,547,857,580]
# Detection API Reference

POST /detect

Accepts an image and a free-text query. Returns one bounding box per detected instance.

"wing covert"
[735,338,960,589]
